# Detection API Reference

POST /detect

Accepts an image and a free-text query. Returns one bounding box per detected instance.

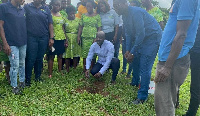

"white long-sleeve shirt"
[86,40,114,74]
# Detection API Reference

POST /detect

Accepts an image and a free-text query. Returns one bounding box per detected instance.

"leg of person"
[34,36,48,81]
[25,36,39,86]
[9,46,20,94]
[5,61,10,84]
[186,52,200,116]
[90,62,103,76]
[65,58,70,72]
[18,45,26,89]
[73,57,78,69]
[83,58,86,72]
[155,54,190,116]
[48,55,54,77]
[109,58,120,83]
[136,52,157,102]
[122,39,127,73]
[114,26,122,58]
[126,62,134,78]
[130,54,140,86]
[57,54,63,73]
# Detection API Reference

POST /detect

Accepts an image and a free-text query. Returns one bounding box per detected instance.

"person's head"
[61,0,67,10]
[33,0,43,6]
[67,0,71,6]
[82,0,88,6]
[66,5,76,20]
[2,0,8,3]
[86,0,96,14]
[12,0,25,6]
[97,0,110,14]
[96,31,105,46]
[113,0,128,15]
[50,0,61,13]
[76,2,82,9]
[141,0,152,8]
[130,0,141,7]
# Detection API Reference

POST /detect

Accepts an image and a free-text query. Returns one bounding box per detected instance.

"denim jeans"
[186,52,200,116]
[9,45,27,87]
[90,58,120,81]
[114,26,122,58]
[131,33,161,100]
[25,35,48,84]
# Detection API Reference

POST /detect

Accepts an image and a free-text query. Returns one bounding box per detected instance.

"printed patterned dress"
[64,18,81,59]
[148,7,164,23]
[80,14,101,58]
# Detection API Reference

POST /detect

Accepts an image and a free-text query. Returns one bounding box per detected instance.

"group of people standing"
[0,0,200,115]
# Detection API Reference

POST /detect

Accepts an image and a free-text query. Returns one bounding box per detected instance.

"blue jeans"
[9,45,27,87]
[131,33,161,100]
[114,26,122,58]
[90,58,120,81]
[25,35,48,84]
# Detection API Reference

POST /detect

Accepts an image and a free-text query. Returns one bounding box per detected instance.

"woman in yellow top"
[48,0,67,78]
[75,0,88,18]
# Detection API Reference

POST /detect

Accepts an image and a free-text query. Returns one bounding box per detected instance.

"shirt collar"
[7,1,23,10]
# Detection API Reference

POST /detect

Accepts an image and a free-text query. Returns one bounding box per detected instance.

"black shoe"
[19,82,25,89]
[12,87,21,95]
[131,99,145,105]
[25,82,31,87]
[35,78,43,82]
[127,83,139,87]
[110,80,116,85]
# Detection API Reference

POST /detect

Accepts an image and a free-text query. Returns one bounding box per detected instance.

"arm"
[86,44,95,70]
[155,20,191,83]
[48,23,54,47]
[159,21,164,30]
[63,24,68,47]
[129,12,145,55]
[99,46,115,75]
[78,25,83,45]
[0,20,10,55]
[113,24,119,42]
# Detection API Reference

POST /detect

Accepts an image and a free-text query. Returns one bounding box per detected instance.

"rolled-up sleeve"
[0,4,5,21]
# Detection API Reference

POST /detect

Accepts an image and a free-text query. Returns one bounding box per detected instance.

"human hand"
[77,36,81,45]
[113,35,117,43]
[94,72,102,78]
[49,38,54,48]
[127,53,134,63]
[124,51,130,59]
[64,40,68,48]
[3,42,11,55]
[85,70,90,78]
[154,66,172,83]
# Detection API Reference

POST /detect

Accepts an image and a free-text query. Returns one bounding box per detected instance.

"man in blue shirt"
[154,0,200,115]
[0,0,27,94]
[114,0,162,104]
[85,31,120,84]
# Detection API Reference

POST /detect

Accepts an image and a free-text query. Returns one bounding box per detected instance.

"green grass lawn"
[0,51,199,115]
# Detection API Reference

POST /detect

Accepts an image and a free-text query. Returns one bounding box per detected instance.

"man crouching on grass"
[85,31,120,84]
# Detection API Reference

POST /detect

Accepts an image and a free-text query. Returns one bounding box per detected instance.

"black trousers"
[90,58,120,81]
[186,51,200,116]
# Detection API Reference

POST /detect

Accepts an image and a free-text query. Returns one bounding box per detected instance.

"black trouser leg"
[186,52,200,116]
[109,58,120,81]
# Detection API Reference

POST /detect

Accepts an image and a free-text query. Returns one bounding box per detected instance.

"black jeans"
[186,52,200,116]
[90,58,120,81]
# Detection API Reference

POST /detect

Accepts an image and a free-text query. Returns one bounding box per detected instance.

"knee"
[112,58,120,67]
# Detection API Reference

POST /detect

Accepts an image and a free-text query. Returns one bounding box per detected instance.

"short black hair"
[97,0,110,14]
[66,5,76,14]
[86,0,96,8]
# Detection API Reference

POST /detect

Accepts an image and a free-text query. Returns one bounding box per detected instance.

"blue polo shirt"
[158,0,200,61]
[123,6,162,55]
[0,2,27,47]
[24,3,53,37]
